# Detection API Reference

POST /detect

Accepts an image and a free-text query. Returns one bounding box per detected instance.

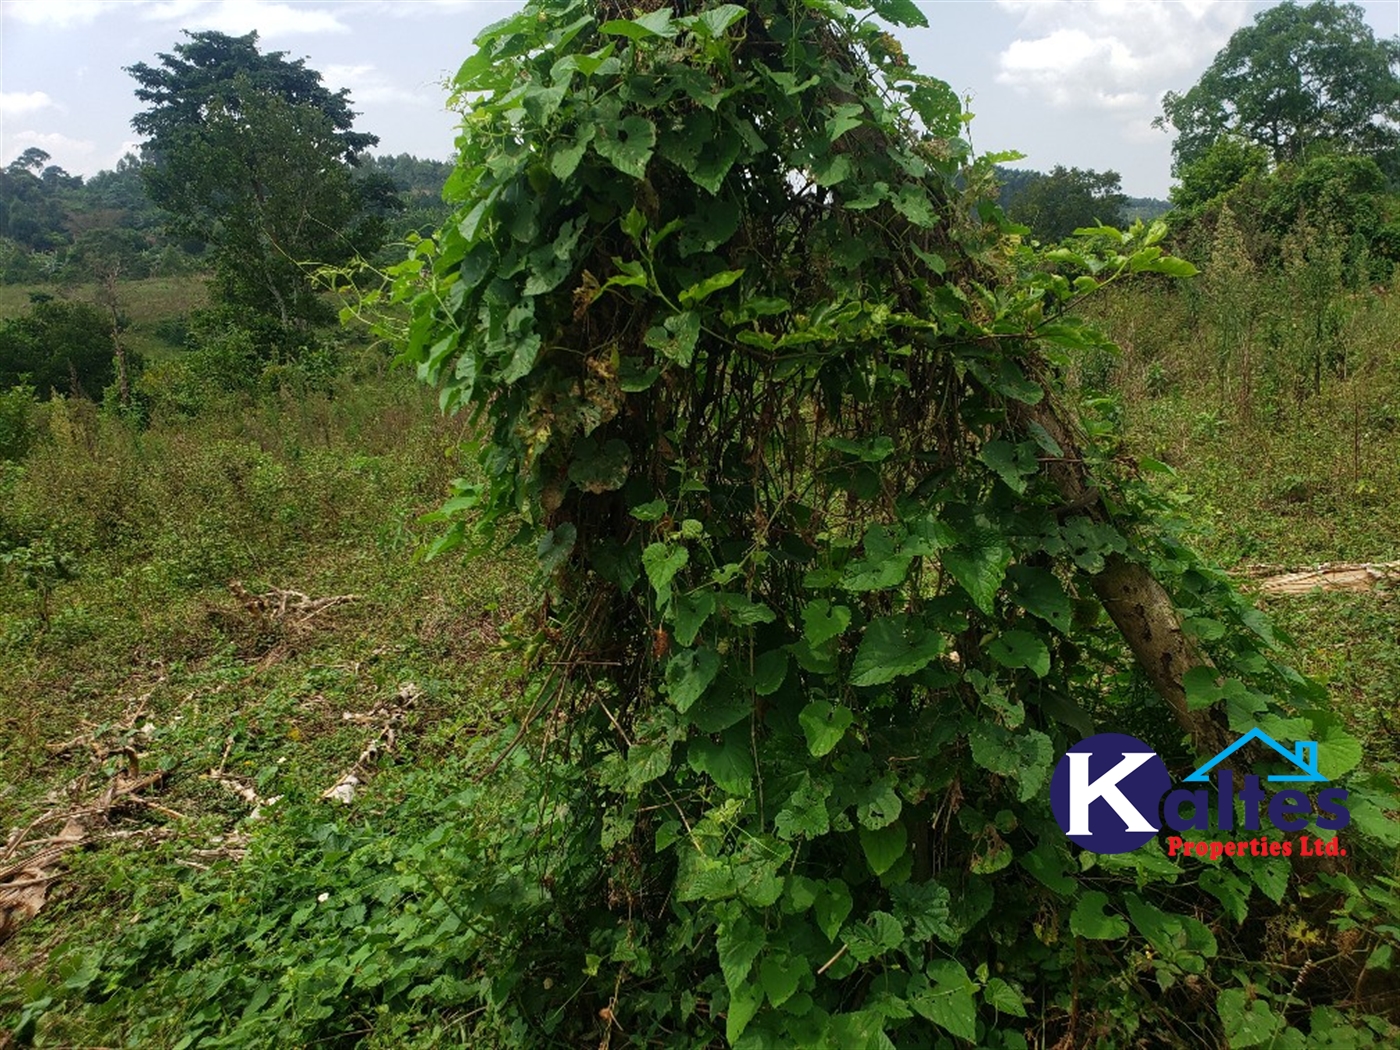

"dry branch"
[321,682,420,804]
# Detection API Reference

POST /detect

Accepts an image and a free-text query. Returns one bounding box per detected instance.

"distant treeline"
[0,148,452,285]
[995,165,1169,240]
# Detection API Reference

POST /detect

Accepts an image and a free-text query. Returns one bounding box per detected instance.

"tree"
[126,32,393,342]
[1000,164,1127,241]
[1169,135,1270,213]
[1156,0,1400,175]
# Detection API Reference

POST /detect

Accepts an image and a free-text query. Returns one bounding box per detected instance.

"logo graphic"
[1049,733,1172,854]
[1050,728,1350,856]
[1183,726,1324,783]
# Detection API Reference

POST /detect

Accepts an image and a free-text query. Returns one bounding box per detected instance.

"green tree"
[1169,135,1270,213]
[0,299,118,398]
[1002,164,1127,241]
[126,31,393,343]
[1156,0,1400,175]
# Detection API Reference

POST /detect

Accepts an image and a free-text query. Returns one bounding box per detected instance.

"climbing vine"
[391,1,1400,1045]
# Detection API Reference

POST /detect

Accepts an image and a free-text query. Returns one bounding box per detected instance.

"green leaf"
[642,542,688,605]
[842,910,904,963]
[672,590,715,647]
[665,647,719,713]
[913,961,976,1041]
[717,592,776,626]
[717,913,765,994]
[983,977,1028,1017]
[726,982,762,1045]
[688,4,747,39]
[644,311,701,367]
[987,629,1050,678]
[626,740,670,791]
[1217,988,1280,1048]
[874,0,930,27]
[979,440,1040,495]
[593,114,656,179]
[760,953,808,1008]
[857,776,903,830]
[799,700,854,757]
[749,648,787,696]
[802,599,851,647]
[1006,565,1073,633]
[629,498,667,521]
[851,614,945,687]
[890,880,954,942]
[859,821,907,876]
[815,880,853,941]
[689,732,754,794]
[774,774,832,840]
[600,8,677,40]
[678,268,744,307]
[1070,891,1129,940]
[942,532,1012,615]
[537,523,576,575]
[567,437,631,493]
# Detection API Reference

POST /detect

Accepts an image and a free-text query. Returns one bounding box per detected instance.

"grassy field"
[0,276,209,364]
[2,271,1400,1045]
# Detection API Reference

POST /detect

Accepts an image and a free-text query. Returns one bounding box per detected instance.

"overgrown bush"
[0,298,118,399]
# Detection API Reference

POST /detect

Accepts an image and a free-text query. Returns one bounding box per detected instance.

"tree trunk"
[98,266,130,409]
[1014,392,1231,758]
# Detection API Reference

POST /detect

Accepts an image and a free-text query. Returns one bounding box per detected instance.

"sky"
[3,0,1400,199]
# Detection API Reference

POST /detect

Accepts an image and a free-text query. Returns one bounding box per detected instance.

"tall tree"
[1156,0,1400,175]
[1001,165,1127,241]
[126,31,393,341]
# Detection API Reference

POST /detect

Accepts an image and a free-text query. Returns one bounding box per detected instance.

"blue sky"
[3,0,1400,198]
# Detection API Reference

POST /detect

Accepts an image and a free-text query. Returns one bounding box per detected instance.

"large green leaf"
[987,629,1050,678]
[911,961,976,1041]
[642,542,687,605]
[851,614,944,686]
[1070,891,1129,940]
[665,646,719,712]
[942,532,1012,615]
[689,732,754,794]
[798,699,854,757]
[593,114,656,178]
[859,821,907,876]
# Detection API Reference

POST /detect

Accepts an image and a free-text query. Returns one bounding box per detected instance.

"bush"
[0,298,116,399]
[0,384,37,461]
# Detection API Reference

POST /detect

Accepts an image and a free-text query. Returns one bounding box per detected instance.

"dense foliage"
[370,0,1400,1046]
[0,298,120,399]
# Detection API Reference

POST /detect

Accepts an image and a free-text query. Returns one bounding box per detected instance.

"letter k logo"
[1066,752,1159,835]
[1051,733,1171,854]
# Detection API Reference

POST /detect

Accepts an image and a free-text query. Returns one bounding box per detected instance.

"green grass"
[0,368,530,1041]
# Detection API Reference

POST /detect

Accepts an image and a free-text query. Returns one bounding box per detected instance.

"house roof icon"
[1183,727,1326,784]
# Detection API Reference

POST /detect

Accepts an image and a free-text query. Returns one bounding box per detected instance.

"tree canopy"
[1156,0,1400,176]
[999,165,1127,241]
[126,31,392,342]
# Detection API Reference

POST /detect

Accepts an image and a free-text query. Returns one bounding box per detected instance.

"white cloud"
[0,91,58,117]
[3,0,347,34]
[159,1,349,36]
[3,131,97,166]
[323,63,428,106]
[996,0,1250,124]
[2,1,124,28]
